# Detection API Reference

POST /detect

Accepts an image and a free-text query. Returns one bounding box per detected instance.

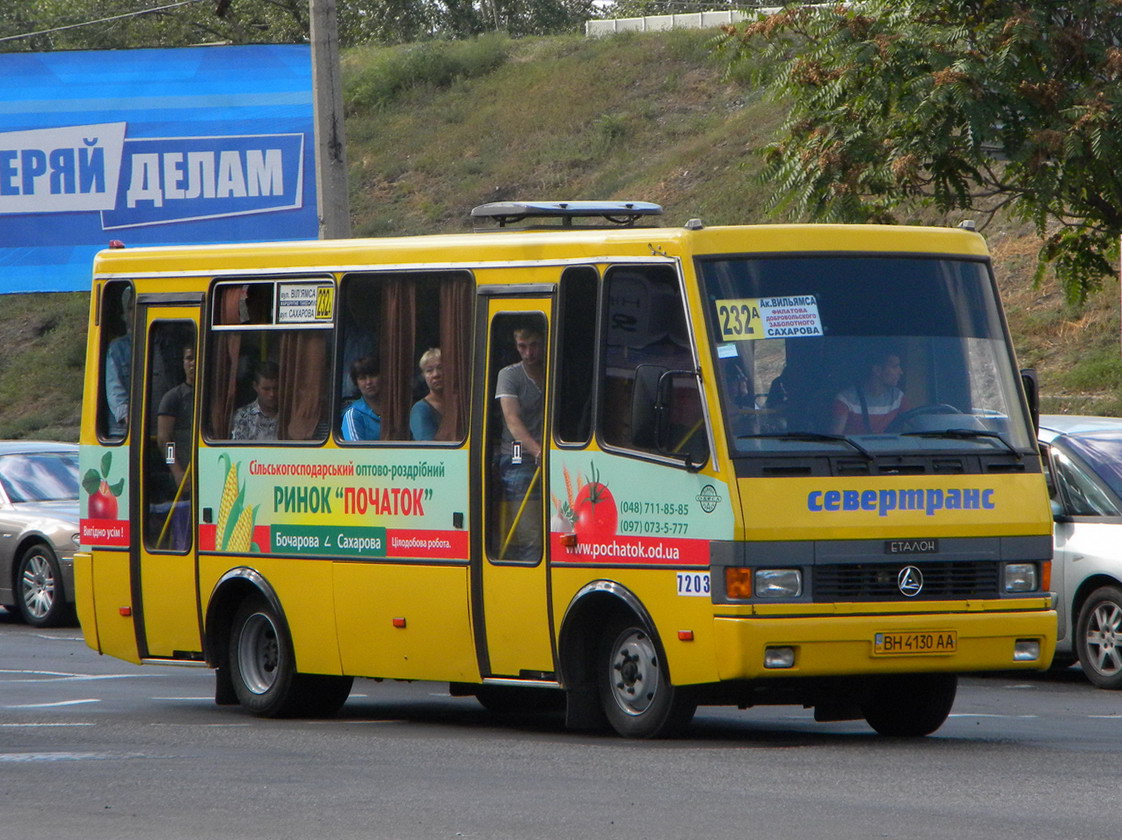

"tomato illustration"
[572,480,617,540]
[83,451,123,520]
[88,480,118,520]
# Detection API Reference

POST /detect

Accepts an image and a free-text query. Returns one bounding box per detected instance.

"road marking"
[0,752,147,762]
[949,713,1038,719]
[7,699,100,709]
[0,722,94,727]
[151,696,212,701]
[0,669,157,682]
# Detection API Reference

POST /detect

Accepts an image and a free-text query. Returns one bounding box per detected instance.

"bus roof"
[92,222,990,280]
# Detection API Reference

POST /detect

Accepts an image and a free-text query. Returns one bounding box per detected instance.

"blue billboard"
[0,44,317,294]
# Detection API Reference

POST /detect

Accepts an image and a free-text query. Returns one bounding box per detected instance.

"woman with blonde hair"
[410,348,444,440]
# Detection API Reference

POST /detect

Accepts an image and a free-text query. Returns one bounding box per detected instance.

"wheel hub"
[1086,602,1122,676]
[21,555,55,619]
[609,630,659,716]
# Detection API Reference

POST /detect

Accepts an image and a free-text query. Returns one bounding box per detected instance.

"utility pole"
[309,0,351,239]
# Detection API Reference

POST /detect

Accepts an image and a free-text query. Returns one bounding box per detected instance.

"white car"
[1039,415,1122,688]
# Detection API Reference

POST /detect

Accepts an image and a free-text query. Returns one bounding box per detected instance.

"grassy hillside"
[0,29,1118,440]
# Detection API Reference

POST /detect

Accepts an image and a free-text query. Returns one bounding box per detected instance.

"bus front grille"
[812,561,1000,600]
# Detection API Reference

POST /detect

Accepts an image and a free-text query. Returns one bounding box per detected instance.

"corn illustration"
[216,455,238,544]
[226,504,257,554]
[215,454,249,552]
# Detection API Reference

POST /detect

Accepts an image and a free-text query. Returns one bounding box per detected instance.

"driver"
[830,350,908,434]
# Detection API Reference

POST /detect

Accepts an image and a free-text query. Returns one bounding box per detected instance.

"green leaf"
[82,469,102,496]
[109,479,125,497]
[100,450,112,478]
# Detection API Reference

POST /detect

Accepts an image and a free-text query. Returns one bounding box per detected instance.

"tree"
[0,0,594,51]
[718,1,1122,302]
[0,0,308,51]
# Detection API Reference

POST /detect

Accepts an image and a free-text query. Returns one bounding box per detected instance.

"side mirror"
[631,365,708,470]
[1021,368,1040,432]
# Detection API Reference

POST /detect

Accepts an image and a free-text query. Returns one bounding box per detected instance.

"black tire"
[227,597,352,718]
[597,618,695,738]
[1075,585,1122,689]
[16,544,74,628]
[862,673,957,737]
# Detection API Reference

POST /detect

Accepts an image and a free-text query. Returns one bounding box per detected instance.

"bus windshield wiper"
[736,432,873,460]
[900,428,1021,458]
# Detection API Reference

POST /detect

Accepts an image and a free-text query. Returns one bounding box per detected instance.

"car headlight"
[754,569,803,598]
[71,533,81,547]
[1004,563,1038,593]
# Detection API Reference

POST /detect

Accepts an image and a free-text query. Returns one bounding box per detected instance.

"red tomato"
[572,482,617,540]
[89,481,118,520]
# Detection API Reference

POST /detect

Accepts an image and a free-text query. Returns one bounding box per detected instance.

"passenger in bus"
[105,286,133,437]
[156,340,196,549]
[230,360,281,440]
[157,341,196,486]
[830,349,908,435]
[410,348,444,440]
[341,355,383,441]
[495,325,545,559]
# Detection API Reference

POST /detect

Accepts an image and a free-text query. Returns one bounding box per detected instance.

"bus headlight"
[1004,563,1038,593]
[755,569,802,598]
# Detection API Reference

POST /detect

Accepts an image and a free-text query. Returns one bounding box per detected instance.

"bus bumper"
[712,606,1057,680]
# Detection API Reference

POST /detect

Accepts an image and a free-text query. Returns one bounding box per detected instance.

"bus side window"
[337,271,472,444]
[554,267,598,445]
[204,282,331,443]
[98,281,135,442]
[599,266,708,464]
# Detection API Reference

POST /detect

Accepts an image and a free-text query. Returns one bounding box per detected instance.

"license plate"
[873,631,957,656]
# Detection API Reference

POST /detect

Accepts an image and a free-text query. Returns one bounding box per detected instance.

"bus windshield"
[699,254,1034,457]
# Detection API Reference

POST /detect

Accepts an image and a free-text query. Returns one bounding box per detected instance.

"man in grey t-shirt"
[495,324,545,560]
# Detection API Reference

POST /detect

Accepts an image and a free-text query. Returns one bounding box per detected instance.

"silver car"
[0,442,80,627]
[1039,415,1122,688]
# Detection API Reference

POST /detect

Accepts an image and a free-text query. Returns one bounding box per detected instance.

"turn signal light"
[726,567,753,599]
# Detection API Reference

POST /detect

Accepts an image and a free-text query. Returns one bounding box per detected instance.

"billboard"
[0,44,318,294]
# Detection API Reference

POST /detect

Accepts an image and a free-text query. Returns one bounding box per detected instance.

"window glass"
[599,265,708,464]
[699,255,1034,456]
[1053,447,1121,517]
[0,452,79,502]
[144,321,196,551]
[554,267,598,444]
[204,281,332,443]
[337,272,472,443]
[98,281,135,441]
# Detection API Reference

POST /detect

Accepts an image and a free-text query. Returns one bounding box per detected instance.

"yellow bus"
[75,201,1056,737]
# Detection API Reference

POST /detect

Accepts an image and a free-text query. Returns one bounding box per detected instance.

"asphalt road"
[2,607,1120,840]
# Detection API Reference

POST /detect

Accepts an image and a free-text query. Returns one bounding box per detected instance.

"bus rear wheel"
[228,597,351,718]
[597,618,695,738]
[861,673,957,737]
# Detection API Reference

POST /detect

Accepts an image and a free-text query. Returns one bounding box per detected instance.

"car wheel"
[597,618,695,738]
[1075,585,1122,689]
[862,673,957,737]
[16,544,74,628]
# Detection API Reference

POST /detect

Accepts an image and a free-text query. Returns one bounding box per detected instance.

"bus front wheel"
[227,597,351,718]
[861,673,957,737]
[597,618,695,738]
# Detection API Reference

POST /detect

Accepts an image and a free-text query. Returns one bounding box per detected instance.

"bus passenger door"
[131,301,203,660]
[472,298,555,678]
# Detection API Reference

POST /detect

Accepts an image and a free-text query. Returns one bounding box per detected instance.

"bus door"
[472,297,556,678]
[131,298,203,660]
